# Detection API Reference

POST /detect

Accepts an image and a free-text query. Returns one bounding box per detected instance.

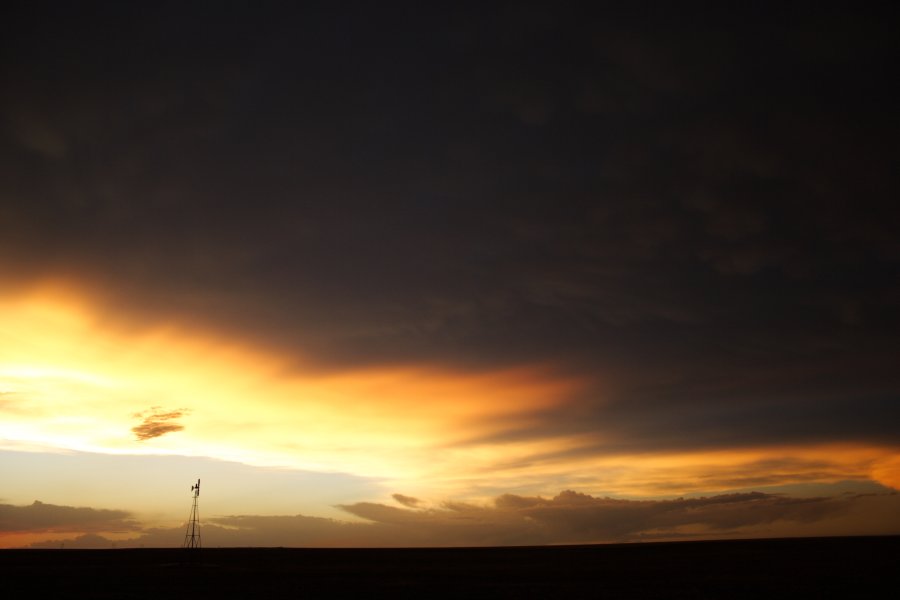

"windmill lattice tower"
[183,479,201,549]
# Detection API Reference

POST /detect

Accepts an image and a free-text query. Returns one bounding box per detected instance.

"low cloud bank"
[0,500,136,533]
[26,488,900,549]
[335,490,850,545]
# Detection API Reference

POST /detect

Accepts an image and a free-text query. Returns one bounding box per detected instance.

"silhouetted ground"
[3,536,897,599]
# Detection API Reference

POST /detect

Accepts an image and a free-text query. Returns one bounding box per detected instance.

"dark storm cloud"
[1,3,897,455]
[131,407,187,441]
[0,500,136,533]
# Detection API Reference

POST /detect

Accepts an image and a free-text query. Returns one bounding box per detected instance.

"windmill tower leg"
[183,479,201,549]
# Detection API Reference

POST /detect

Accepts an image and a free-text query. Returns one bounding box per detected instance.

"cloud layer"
[21,487,900,549]
[336,490,855,546]
[0,500,135,533]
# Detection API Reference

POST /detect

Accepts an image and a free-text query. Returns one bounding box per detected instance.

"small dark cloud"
[131,406,188,441]
[0,500,136,533]
[392,494,422,508]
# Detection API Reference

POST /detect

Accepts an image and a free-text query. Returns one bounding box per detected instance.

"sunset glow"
[3,284,898,548]
[0,286,589,493]
[2,3,897,550]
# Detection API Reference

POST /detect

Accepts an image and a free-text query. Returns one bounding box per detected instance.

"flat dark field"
[3,536,897,599]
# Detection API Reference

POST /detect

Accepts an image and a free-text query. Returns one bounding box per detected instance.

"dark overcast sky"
[2,2,898,456]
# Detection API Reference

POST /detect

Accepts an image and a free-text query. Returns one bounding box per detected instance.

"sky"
[1,2,898,548]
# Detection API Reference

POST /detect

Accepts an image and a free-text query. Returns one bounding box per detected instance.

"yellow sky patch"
[0,283,580,486]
